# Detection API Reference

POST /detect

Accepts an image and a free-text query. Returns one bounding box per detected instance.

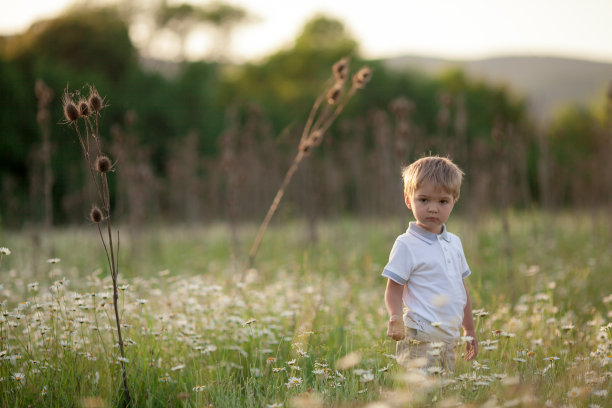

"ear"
[404,192,411,209]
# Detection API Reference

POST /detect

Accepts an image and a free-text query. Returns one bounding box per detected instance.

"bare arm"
[462,279,478,360]
[385,279,405,341]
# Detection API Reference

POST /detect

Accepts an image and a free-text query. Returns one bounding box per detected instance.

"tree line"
[1,5,611,229]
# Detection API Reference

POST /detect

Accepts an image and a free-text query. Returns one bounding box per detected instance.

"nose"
[428,203,438,213]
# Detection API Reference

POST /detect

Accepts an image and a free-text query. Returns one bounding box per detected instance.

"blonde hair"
[402,156,464,200]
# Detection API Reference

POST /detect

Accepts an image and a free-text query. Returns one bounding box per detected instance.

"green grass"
[0,211,611,407]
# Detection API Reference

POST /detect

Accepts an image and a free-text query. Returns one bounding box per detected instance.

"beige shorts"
[396,327,457,373]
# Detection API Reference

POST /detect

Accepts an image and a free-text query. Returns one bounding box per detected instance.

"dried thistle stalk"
[245,59,371,273]
[61,85,131,407]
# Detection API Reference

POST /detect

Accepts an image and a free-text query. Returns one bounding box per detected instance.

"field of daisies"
[1,212,611,407]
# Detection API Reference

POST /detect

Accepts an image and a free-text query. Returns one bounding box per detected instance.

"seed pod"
[95,155,112,173]
[327,83,343,105]
[90,206,103,223]
[352,67,372,89]
[62,94,80,123]
[332,57,349,81]
[78,99,90,117]
[88,86,104,113]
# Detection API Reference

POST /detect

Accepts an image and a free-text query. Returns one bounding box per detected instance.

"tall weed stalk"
[61,86,131,407]
[245,58,371,272]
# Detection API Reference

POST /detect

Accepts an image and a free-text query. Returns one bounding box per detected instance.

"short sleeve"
[456,238,471,278]
[381,239,412,285]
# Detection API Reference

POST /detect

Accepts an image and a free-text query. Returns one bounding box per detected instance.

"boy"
[383,156,478,372]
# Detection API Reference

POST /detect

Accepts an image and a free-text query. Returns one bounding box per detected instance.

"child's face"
[405,182,456,234]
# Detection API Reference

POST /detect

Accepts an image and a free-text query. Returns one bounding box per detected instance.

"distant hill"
[383,55,612,121]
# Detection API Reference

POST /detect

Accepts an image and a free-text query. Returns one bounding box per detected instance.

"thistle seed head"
[332,57,349,81]
[88,86,104,113]
[352,67,372,89]
[78,99,90,118]
[89,206,103,223]
[327,83,343,104]
[95,155,112,173]
[62,93,80,123]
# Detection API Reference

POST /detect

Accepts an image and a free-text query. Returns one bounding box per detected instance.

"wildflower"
[116,356,129,364]
[243,318,257,326]
[431,321,442,327]
[427,366,444,375]
[28,282,39,291]
[272,367,286,373]
[472,360,489,370]
[267,403,283,408]
[159,375,172,383]
[46,258,60,264]
[12,372,25,381]
[561,324,575,331]
[192,385,206,392]
[171,364,185,371]
[0,247,10,255]
[474,310,489,317]
[95,156,112,173]
[313,367,332,376]
[62,93,80,123]
[567,387,582,398]
[593,389,608,397]
[285,376,302,388]
[461,336,474,344]
[41,385,48,396]
[360,372,375,382]
[543,356,560,362]
[266,357,277,365]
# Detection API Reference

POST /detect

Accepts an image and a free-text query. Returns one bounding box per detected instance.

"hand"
[387,316,405,341]
[464,333,478,360]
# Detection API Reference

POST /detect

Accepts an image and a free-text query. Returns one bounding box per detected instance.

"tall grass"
[0,211,610,407]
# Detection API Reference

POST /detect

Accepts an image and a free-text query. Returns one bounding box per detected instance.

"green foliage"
[6,7,136,80]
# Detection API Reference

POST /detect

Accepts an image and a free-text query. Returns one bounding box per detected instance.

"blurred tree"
[155,0,250,61]
[227,15,359,128]
[4,7,136,80]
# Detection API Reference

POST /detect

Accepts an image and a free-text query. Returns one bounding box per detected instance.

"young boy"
[382,156,478,372]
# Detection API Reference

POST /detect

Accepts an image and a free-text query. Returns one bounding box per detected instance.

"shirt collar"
[407,222,450,244]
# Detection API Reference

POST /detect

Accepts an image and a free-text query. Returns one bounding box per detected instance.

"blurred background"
[1,0,611,230]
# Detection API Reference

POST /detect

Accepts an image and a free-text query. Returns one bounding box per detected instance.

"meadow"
[0,211,611,407]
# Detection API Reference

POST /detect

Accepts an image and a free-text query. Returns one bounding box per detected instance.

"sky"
[2,0,612,63]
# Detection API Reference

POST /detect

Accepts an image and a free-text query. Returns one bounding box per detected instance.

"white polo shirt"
[382,222,471,339]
